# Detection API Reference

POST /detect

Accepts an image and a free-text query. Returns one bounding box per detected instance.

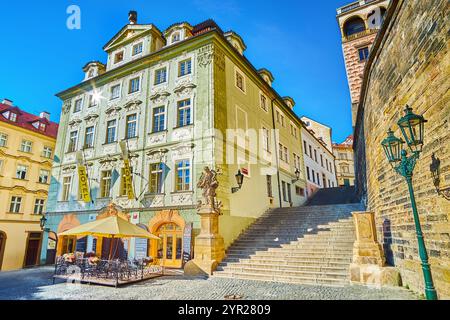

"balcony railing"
[337,0,380,15]
[342,28,379,42]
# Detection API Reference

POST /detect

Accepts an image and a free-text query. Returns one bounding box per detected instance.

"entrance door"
[0,232,6,270]
[24,232,42,268]
[46,232,57,265]
[156,223,183,268]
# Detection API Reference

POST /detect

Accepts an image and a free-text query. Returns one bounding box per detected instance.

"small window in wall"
[39,170,50,184]
[105,120,117,144]
[282,181,287,202]
[172,33,181,43]
[100,170,113,198]
[128,77,140,94]
[74,99,82,113]
[175,160,191,192]
[34,199,45,215]
[114,51,124,64]
[132,42,143,56]
[110,84,121,100]
[0,133,7,147]
[149,163,164,194]
[260,94,268,112]
[358,47,370,61]
[177,99,192,127]
[16,165,28,180]
[235,70,245,92]
[155,68,167,85]
[9,196,22,213]
[20,140,33,153]
[125,114,138,139]
[266,175,273,198]
[152,106,166,133]
[296,186,305,197]
[179,59,192,77]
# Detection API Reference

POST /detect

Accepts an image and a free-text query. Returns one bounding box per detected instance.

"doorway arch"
[0,231,6,271]
[148,210,185,269]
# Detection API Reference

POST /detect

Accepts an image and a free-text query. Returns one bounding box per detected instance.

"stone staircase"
[213,203,364,286]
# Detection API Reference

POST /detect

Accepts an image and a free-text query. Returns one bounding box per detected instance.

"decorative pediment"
[84,113,99,124]
[103,25,155,52]
[146,148,169,162]
[99,156,119,170]
[149,91,171,104]
[123,99,143,111]
[68,118,82,129]
[105,106,122,118]
[173,82,197,97]
[171,143,195,157]
[62,165,77,174]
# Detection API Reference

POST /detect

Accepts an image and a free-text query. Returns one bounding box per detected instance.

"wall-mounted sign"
[182,223,193,266]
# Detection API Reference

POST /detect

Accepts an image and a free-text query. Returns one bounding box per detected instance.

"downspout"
[270,99,282,208]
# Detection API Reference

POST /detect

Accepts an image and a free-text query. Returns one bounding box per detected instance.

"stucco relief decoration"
[172,127,193,142]
[148,132,167,145]
[171,143,195,157]
[105,106,122,118]
[99,156,118,170]
[63,101,72,114]
[197,166,222,212]
[143,195,164,208]
[173,81,197,98]
[84,113,99,125]
[172,193,193,205]
[146,148,169,162]
[198,44,214,68]
[68,118,82,130]
[123,99,143,112]
[149,91,170,104]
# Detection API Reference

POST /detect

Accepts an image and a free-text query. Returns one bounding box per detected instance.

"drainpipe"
[270,98,282,208]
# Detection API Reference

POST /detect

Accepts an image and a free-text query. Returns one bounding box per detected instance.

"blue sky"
[0,0,353,143]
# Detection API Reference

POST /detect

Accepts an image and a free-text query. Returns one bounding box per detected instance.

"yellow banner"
[78,165,91,203]
[123,159,135,200]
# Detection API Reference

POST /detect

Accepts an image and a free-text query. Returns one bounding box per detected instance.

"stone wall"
[355,0,450,298]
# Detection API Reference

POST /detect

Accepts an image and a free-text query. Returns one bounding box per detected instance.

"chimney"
[2,98,13,106]
[128,11,138,25]
[40,111,50,121]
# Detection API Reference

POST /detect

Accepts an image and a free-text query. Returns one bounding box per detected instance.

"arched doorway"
[343,16,366,37]
[56,214,81,256]
[148,210,185,269]
[0,231,6,271]
[155,223,183,268]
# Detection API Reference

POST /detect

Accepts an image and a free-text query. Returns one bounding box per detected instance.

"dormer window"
[114,51,124,64]
[39,123,46,131]
[2,111,17,122]
[132,42,143,56]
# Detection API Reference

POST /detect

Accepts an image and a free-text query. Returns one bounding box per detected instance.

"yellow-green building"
[0,99,58,271]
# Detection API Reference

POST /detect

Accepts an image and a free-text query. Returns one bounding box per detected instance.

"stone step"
[225,252,353,259]
[214,267,348,279]
[222,257,352,266]
[218,263,348,273]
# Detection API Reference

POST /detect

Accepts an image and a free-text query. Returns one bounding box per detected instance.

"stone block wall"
[355,0,450,298]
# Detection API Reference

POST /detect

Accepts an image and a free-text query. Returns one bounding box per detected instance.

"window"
[68,131,78,153]
[303,141,307,156]
[296,186,305,196]
[293,153,301,170]
[62,176,72,201]
[84,126,95,148]
[42,146,52,158]
[149,163,164,194]
[339,152,348,160]
[282,181,287,202]
[260,94,268,112]
[129,77,140,94]
[155,68,167,85]
[9,196,22,213]
[3,111,18,122]
[88,94,97,107]
[266,175,273,198]
[307,167,311,181]
[344,17,366,37]
[74,99,82,113]
[152,106,166,133]
[312,169,315,183]
[280,114,285,127]
[0,159,3,172]
[125,114,138,139]
[177,99,192,127]
[16,165,28,180]
[262,127,270,152]
[34,199,45,215]
[39,170,50,184]
[320,155,324,167]
[120,167,133,196]
[175,160,190,192]
[110,84,121,100]
[100,170,112,198]
[309,145,312,158]
[279,144,288,163]
[342,165,350,173]
[284,147,289,163]
[287,183,292,203]
[317,173,320,186]
[179,59,192,77]
[20,140,33,153]
[358,47,370,61]
[132,42,143,56]
[235,71,245,92]
[105,120,117,144]
[291,125,298,138]
[114,51,124,64]
[0,133,7,147]
[39,122,46,131]
[172,33,181,43]
[314,149,318,162]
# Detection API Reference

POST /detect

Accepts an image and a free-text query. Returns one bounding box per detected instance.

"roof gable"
[103,24,156,51]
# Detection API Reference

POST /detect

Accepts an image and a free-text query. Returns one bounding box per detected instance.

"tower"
[337,0,389,127]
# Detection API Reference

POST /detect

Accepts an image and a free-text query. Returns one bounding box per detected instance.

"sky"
[0,0,353,143]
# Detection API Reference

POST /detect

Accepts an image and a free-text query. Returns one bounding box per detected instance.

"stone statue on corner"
[197,166,222,212]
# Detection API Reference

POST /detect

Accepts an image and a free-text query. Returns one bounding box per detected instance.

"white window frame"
[42,146,53,158]
[34,199,46,215]
[174,159,191,192]
[84,125,95,148]
[73,98,83,113]
[20,140,33,153]
[234,67,246,93]
[39,169,50,184]
[61,176,72,201]
[125,113,138,139]
[260,92,268,113]
[9,196,22,213]
[100,170,113,198]
[178,58,192,78]
[113,50,125,65]
[131,42,143,57]
[154,67,168,85]
[152,105,166,133]
[16,165,28,180]
[128,76,141,94]
[105,119,118,144]
[68,130,78,153]
[110,84,122,100]
[0,133,7,147]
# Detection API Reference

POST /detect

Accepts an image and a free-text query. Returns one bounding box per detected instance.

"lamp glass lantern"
[381,129,404,164]
[295,168,300,180]
[235,170,244,189]
[397,105,427,154]
[39,214,48,230]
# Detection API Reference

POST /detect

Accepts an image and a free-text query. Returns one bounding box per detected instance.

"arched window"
[344,17,366,37]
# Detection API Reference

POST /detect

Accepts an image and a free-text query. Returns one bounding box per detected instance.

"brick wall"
[355,0,450,298]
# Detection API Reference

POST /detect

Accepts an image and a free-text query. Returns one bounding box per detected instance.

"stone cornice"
[0,149,53,167]
[0,185,49,195]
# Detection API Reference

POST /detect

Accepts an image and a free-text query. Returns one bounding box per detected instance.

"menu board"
[182,223,193,265]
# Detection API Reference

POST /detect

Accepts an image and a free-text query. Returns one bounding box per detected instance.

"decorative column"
[349,211,401,287]
[185,167,225,276]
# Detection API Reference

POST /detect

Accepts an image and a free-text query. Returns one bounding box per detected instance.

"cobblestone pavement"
[0,266,420,300]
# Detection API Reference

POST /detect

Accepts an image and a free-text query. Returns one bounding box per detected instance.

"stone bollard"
[349,211,402,287]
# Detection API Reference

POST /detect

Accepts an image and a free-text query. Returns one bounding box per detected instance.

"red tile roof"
[0,103,59,139]
[333,135,354,148]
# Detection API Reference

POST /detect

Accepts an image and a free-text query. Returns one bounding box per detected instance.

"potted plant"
[63,253,76,264]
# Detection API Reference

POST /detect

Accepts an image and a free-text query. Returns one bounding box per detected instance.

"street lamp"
[232,170,245,194]
[292,168,301,183]
[39,214,48,231]
[381,105,437,300]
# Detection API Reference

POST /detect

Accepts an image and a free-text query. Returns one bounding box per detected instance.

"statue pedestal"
[349,212,401,287]
[184,206,225,276]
